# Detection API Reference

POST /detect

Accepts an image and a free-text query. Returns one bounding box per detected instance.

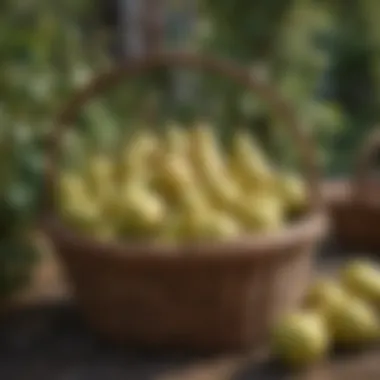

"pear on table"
[272,259,380,370]
[329,297,380,347]
[340,260,380,307]
[271,311,330,369]
[304,279,350,315]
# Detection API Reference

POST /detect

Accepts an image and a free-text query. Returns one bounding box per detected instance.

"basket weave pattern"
[55,236,313,350]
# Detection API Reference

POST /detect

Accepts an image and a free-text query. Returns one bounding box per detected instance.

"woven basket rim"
[44,210,327,263]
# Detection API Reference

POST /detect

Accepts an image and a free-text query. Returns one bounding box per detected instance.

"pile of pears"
[57,123,306,245]
[271,259,380,369]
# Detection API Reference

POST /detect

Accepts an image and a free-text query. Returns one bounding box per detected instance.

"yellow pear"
[58,171,88,205]
[271,311,330,368]
[174,188,215,242]
[84,154,115,202]
[163,122,189,155]
[125,129,159,161]
[154,153,198,205]
[328,297,380,347]
[119,183,167,238]
[177,210,241,242]
[277,173,307,214]
[304,279,351,315]
[204,173,242,211]
[236,192,284,232]
[188,123,226,176]
[340,260,380,307]
[85,154,114,184]
[204,211,242,241]
[229,130,275,190]
[176,209,215,242]
[119,129,159,181]
[61,194,103,234]
[174,184,241,242]
[58,170,107,234]
[187,124,242,210]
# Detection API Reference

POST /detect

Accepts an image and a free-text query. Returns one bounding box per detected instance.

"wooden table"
[1,242,380,380]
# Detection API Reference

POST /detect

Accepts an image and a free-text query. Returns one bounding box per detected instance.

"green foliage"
[0,0,110,296]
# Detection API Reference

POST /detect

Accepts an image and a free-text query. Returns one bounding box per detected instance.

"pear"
[58,171,88,204]
[125,129,159,161]
[304,279,351,315]
[176,209,215,242]
[85,154,114,184]
[174,189,215,242]
[177,210,240,242]
[271,311,330,368]
[154,153,198,205]
[236,192,284,232]
[119,129,159,181]
[208,174,242,211]
[202,210,242,241]
[180,179,211,210]
[204,173,242,211]
[120,183,167,238]
[187,124,227,178]
[58,170,103,231]
[163,122,189,156]
[61,195,103,234]
[175,189,241,242]
[229,130,275,191]
[84,154,115,202]
[187,124,242,210]
[58,172,98,221]
[277,173,307,214]
[328,297,380,347]
[173,183,238,242]
[340,260,380,307]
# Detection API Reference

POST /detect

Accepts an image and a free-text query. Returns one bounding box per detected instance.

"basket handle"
[352,126,380,199]
[43,52,322,213]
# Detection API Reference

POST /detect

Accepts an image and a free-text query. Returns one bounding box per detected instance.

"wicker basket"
[42,53,326,352]
[324,128,380,251]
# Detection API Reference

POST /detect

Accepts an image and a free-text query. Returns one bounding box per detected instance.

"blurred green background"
[1,0,380,295]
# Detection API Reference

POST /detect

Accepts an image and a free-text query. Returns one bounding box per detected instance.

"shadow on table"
[0,302,214,380]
